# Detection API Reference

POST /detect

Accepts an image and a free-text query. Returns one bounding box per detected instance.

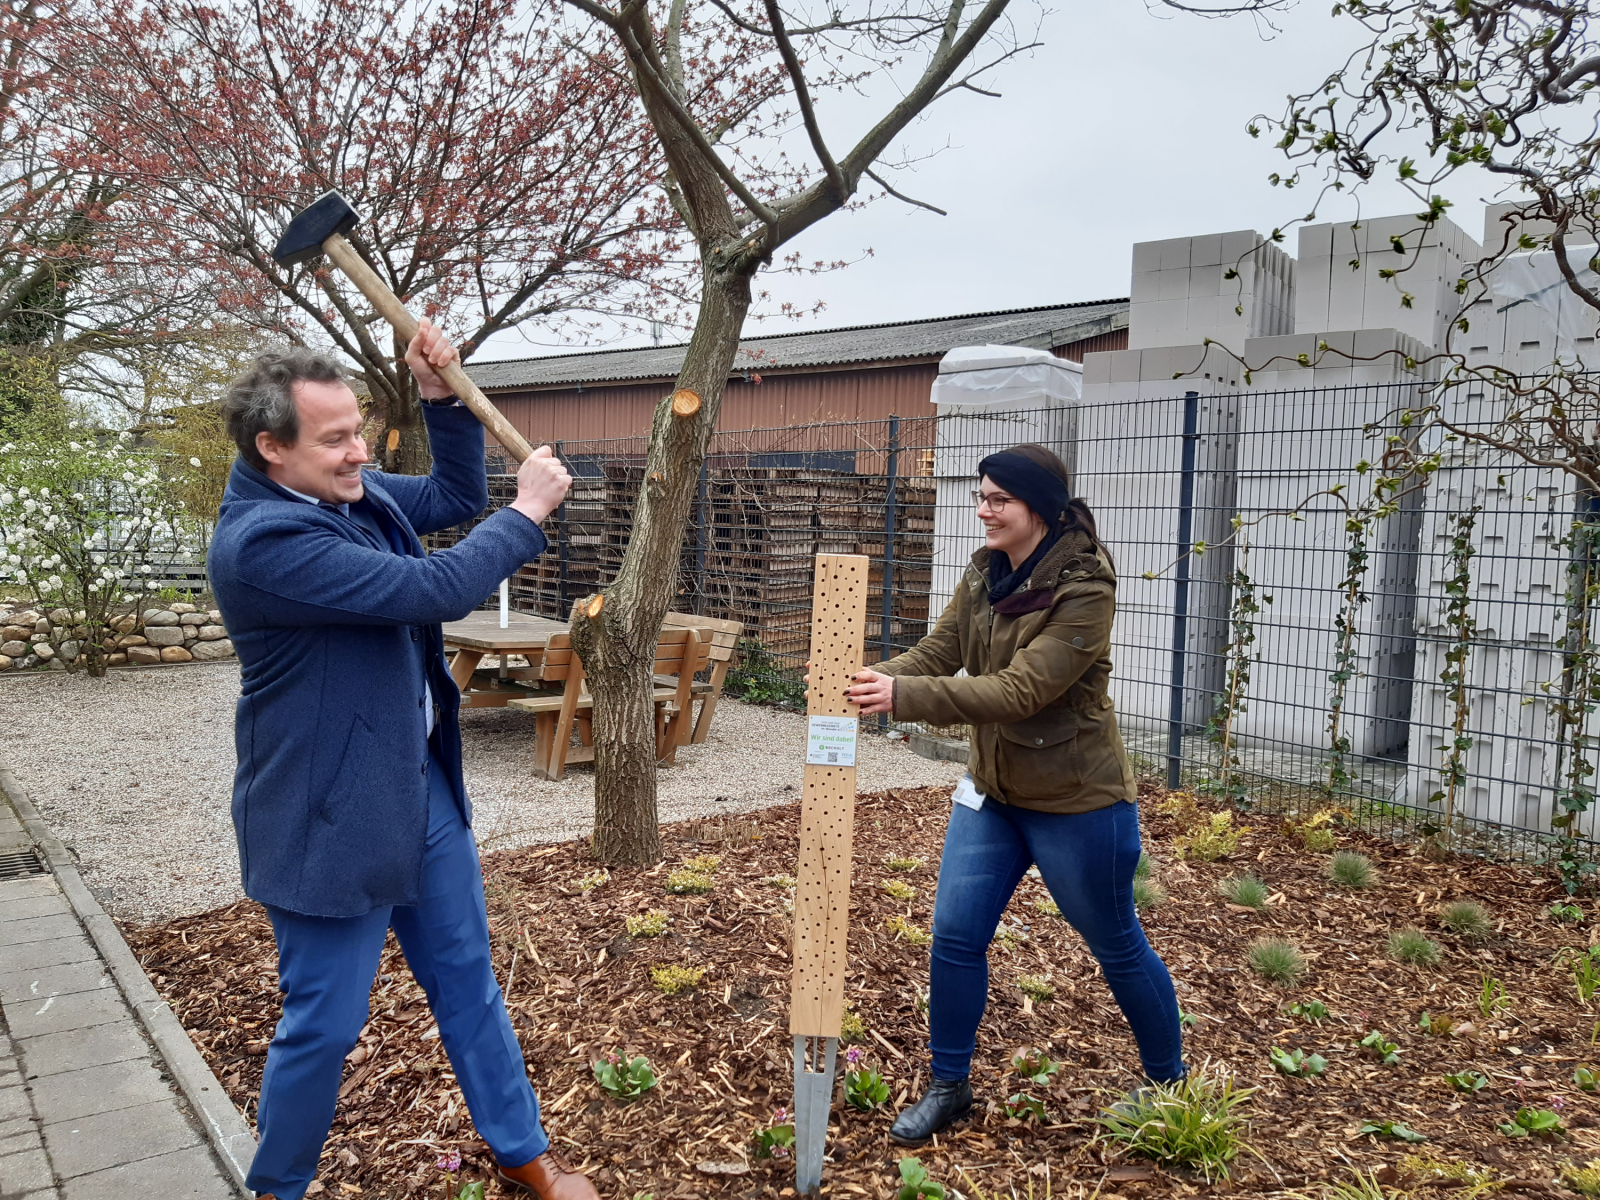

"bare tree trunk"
[572,259,752,864]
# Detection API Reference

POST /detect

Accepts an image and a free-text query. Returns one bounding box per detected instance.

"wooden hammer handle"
[322,233,536,464]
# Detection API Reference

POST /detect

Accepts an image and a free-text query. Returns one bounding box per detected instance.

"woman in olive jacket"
[844,444,1183,1146]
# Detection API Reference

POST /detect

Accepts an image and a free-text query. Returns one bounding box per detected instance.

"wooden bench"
[507,627,711,781]
[660,612,745,744]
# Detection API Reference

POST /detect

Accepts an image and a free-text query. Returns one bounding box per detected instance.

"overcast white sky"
[479,1,1505,360]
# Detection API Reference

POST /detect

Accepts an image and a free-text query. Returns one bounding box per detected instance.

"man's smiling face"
[257,379,369,505]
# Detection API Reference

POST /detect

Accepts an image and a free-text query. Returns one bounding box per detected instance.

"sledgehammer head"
[271,190,362,266]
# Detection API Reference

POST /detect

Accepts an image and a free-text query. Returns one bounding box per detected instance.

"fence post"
[1166,391,1201,790]
[694,460,708,615]
[555,439,569,620]
[880,416,900,731]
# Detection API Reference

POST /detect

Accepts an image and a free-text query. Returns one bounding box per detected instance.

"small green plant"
[1438,899,1492,940]
[1387,927,1442,967]
[1550,901,1585,923]
[649,964,705,995]
[1399,1155,1501,1195]
[843,1046,889,1110]
[1477,973,1510,1018]
[1319,1168,1392,1200]
[1218,874,1270,909]
[1497,1107,1565,1140]
[1326,850,1377,889]
[992,920,1029,946]
[683,853,720,874]
[1011,1048,1059,1086]
[763,873,796,889]
[1360,1119,1426,1143]
[839,1007,866,1044]
[1093,1069,1258,1182]
[1564,1160,1600,1197]
[1132,875,1168,912]
[577,868,610,891]
[752,1107,795,1159]
[1034,897,1062,918]
[1173,811,1244,861]
[1575,1064,1599,1092]
[1300,825,1338,852]
[1358,1030,1401,1065]
[1417,1011,1455,1037]
[1246,937,1307,986]
[881,878,917,902]
[896,1156,948,1200]
[1444,1069,1488,1093]
[1135,851,1153,879]
[887,855,923,872]
[624,909,670,938]
[450,1184,486,1200]
[1563,945,1600,1004]
[592,1052,657,1101]
[1269,1046,1327,1078]
[1015,974,1056,1004]
[1179,1008,1199,1028]
[665,868,714,895]
[1286,1000,1330,1023]
[1004,1093,1048,1122]
[887,914,932,946]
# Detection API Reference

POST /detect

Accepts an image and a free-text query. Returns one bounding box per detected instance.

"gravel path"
[0,663,963,925]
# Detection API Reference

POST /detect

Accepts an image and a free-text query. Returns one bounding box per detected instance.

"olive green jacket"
[878,529,1136,814]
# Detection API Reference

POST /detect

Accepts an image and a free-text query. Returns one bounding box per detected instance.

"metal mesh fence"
[425,384,1599,867]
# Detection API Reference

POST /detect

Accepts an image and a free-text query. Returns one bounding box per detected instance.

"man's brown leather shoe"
[497,1149,601,1200]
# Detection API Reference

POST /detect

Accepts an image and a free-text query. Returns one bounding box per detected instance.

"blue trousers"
[928,798,1184,1083]
[245,747,547,1200]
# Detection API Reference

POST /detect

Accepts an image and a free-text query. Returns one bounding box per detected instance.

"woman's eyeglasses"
[971,490,1015,513]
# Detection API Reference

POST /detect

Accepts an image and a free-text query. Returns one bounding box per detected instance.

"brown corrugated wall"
[484,328,1127,446]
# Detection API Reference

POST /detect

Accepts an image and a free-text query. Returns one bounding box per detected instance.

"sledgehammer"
[270,190,535,463]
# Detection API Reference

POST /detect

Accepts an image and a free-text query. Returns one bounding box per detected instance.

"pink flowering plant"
[752,1106,796,1158]
[844,1046,890,1111]
[592,1050,656,1102]
[435,1150,483,1200]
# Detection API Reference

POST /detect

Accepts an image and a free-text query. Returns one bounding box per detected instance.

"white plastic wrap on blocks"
[929,345,1082,620]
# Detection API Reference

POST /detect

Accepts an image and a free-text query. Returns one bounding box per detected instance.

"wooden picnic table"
[442,610,568,700]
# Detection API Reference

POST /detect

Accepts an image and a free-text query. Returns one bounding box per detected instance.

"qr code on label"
[827,752,838,763]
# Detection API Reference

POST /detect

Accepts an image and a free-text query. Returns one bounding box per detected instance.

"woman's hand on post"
[845,668,895,715]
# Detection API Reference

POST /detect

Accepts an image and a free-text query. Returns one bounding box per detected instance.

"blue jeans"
[928,798,1183,1082]
[245,746,547,1200]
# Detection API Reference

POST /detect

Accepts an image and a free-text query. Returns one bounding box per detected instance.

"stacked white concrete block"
[1228,329,1433,759]
[1129,231,1295,353]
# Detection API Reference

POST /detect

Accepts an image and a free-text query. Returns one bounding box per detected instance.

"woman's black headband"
[977,450,1071,529]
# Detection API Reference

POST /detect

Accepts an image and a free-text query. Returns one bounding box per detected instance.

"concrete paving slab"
[0,936,98,975]
[0,1143,54,1194]
[16,1021,148,1078]
[0,878,62,901]
[0,1083,30,1121]
[0,1120,40,1153]
[43,1096,201,1179]
[0,960,114,1008]
[0,915,83,948]
[0,897,71,925]
[0,1110,35,1138]
[5,989,128,1040]
[26,1056,172,1124]
[59,1143,232,1200]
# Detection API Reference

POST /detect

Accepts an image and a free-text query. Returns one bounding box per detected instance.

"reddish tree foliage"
[52,0,686,467]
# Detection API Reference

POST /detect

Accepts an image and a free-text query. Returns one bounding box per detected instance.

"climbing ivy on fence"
[1426,503,1481,851]
[1203,537,1269,809]
[1552,508,1600,894]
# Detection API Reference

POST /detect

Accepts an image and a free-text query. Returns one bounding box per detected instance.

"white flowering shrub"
[0,427,193,675]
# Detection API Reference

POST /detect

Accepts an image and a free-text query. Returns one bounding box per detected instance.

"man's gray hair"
[222,347,349,471]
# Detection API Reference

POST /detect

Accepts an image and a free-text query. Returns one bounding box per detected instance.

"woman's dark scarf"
[987,526,1062,605]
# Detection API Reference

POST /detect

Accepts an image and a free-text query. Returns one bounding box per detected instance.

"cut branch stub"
[585,594,605,619]
[670,388,702,417]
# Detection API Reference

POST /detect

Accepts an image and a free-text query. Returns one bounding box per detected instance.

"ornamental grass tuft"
[1438,899,1492,940]
[1094,1068,1258,1182]
[1132,875,1167,912]
[1217,874,1270,910]
[1326,850,1377,889]
[1387,926,1442,967]
[1246,937,1307,986]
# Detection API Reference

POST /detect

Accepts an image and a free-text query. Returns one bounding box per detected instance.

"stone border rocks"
[0,602,234,672]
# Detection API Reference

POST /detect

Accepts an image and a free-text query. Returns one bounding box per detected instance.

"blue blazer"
[208,405,546,917]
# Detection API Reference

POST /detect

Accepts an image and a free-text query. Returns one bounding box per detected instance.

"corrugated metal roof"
[468,300,1128,389]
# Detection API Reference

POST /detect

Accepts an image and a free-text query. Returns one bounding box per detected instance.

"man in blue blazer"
[209,323,597,1200]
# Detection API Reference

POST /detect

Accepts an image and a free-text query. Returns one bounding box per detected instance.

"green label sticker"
[806,715,859,767]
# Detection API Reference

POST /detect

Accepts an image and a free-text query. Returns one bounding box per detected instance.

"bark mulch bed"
[126,784,1600,1198]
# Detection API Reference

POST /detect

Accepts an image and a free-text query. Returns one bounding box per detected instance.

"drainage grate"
[0,849,47,880]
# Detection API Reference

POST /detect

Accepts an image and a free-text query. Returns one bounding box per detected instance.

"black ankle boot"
[889,1076,973,1146]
